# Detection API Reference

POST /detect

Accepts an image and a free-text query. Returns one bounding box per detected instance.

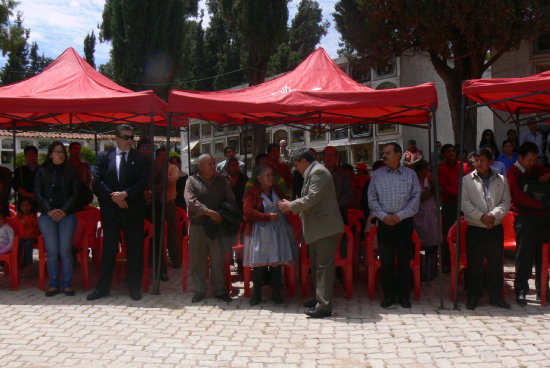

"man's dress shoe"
[304,308,332,318]
[87,290,109,301]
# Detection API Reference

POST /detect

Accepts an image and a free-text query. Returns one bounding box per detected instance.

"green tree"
[83,30,96,68]
[27,42,53,77]
[0,0,18,54]
[334,0,550,148]
[77,146,96,165]
[0,12,29,85]
[220,0,288,155]
[100,0,198,98]
[98,59,114,79]
[269,0,328,74]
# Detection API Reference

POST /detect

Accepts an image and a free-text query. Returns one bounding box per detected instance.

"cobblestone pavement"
[0,260,549,367]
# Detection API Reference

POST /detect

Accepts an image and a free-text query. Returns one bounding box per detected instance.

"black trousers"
[514,216,550,294]
[466,225,504,302]
[96,213,145,293]
[441,204,457,268]
[378,218,414,301]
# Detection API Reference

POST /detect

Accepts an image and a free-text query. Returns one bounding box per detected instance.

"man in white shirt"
[519,119,544,164]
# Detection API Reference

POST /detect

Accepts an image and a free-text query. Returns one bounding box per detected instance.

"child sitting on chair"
[17,197,39,273]
[0,208,14,254]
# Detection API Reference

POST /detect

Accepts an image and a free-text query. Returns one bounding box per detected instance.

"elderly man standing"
[461,149,511,310]
[279,139,291,166]
[368,143,421,308]
[185,153,236,303]
[277,148,344,318]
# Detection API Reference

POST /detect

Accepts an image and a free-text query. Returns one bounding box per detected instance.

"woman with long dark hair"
[35,141,78,297]
[479,129,500,157]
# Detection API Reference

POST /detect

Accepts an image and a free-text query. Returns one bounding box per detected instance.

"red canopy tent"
[0,47,177,129]
[168,48,437,127]
[463,70,550,124]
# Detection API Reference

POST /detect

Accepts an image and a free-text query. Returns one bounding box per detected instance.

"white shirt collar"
[514,160,527,173]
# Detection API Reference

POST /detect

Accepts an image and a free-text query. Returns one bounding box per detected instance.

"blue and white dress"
[243,190,298,267]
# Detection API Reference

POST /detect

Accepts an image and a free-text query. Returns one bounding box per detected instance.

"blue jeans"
[18,238,37,266]
[38,213,76,288]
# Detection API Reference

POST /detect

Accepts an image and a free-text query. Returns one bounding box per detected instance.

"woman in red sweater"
[242,166,297,306]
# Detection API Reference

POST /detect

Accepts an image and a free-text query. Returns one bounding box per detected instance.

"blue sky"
[0,0,341,69]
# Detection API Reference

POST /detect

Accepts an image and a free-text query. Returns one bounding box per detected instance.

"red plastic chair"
[301,225,354,299]
[502,212,516,251]
[112,220,154,291]
[38,216,90,290]
[335,225,354,298]
[366,226,422,300]
[541,242,550,306]
[78,205,102,274]
[447,218,468,301]
[176,207,188,260]
[0,217,23,290]
[347,211,363,281]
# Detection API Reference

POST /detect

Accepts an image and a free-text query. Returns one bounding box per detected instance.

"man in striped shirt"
[368,142,421,308]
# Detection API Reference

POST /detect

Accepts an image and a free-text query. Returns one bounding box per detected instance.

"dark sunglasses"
[118,135,134,141]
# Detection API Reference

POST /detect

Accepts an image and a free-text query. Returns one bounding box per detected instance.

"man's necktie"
[119,151,127,186]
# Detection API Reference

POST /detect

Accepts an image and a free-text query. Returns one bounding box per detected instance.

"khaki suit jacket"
[290,161,344,244]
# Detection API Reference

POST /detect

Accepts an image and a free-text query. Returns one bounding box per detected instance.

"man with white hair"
[185,153,236,303]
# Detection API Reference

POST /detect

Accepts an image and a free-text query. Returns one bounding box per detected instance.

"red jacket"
[506,163,550,217]
[242,183,288,236]
[438,161,470,205]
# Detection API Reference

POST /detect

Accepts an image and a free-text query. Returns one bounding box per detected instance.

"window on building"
[190,124,200,141]
[201,122,212,137]
[330,126,349,140]
[1,151,13,164]
[309,126,326,142]
[290,129,305,144]
[2,139,13,149]
[20,140,33,150]
[273,129,288,145]
[374,59,396,79]
[533,32,550,55]
[38,140,50,150]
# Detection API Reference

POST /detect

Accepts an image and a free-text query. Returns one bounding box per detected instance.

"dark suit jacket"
[93,148,149,222]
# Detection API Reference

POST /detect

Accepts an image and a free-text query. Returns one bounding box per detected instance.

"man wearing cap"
[322,146,353,224]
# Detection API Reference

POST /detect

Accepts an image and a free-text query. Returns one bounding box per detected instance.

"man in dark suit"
[88,124,149,301]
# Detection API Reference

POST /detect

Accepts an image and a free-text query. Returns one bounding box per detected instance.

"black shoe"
[87,289,109,301]
[249,294,262,306]
[516,291,527,306]
[304,308,332,318]
[160,273,169,282]
[380,298,396,308]
[63,287,75,297]
[45,287,59,297]
[490,298,511,309]
[192,293,205,303]
[130,290,142,301]
[398,299,411,309]
[215,293,233,303]
[466,299,478,310]
[303,299,318,308]
[272,293,284,305]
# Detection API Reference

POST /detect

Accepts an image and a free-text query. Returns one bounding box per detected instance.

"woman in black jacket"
[35,141,78,297]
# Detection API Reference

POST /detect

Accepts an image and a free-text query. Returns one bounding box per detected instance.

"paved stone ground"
[0,258,549,367]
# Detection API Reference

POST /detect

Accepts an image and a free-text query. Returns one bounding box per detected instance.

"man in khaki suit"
[278,148,344,318]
